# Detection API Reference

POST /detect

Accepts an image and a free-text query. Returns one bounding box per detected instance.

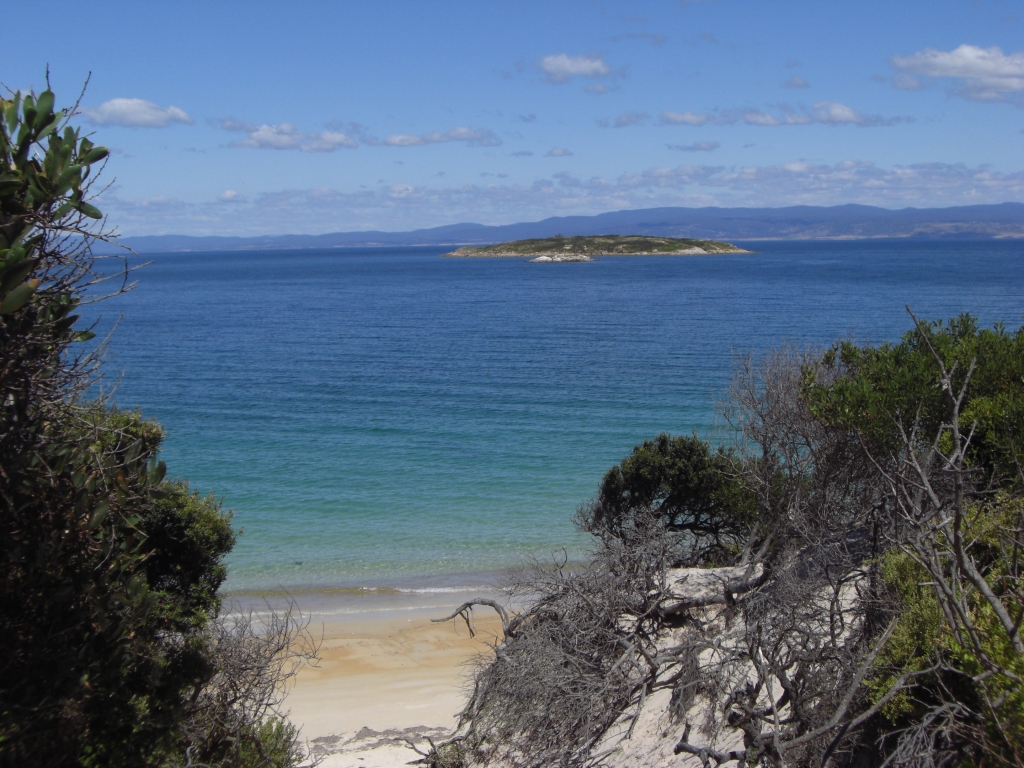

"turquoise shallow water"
[92,240,1024,592]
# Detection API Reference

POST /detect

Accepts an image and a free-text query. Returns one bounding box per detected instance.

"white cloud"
[219,120,358,151]
[660,110,711,126]
[382,127,500,147]
[667,141,720,152]
[305,131,361,151]
[218,190,243,203]
[662,102,901,127]
[785,76,810,88]
[237,123,304,149]
[383,134,422,147]
[101,160,1024,237]
[613,112,649,127]
[742,111,794,126]
[891,44,1024,102]
[82,98,193,128]
[811,101,871,124]
[545,147,574,157]
[539,54,610,83]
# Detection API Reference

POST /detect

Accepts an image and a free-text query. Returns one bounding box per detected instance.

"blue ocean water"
[92,240,1024,593]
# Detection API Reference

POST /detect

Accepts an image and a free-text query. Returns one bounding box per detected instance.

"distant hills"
[106,203,1024,254]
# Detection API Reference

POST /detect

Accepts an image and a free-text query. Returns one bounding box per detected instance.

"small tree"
[579,433,756,566]
[0,84,317,768]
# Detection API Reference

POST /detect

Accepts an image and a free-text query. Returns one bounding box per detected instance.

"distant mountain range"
[105,203,1024,253]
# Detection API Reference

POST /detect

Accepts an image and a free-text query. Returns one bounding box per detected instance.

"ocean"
[91,239,1024,600]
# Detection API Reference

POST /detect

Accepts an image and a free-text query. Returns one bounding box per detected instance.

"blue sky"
[6,0,1023,235]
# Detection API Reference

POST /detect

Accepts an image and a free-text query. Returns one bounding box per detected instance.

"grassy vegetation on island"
[443,234,750,261]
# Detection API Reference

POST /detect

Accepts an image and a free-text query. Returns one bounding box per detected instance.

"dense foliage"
[808,316,1024,765]
[0,85,312,768]
[580,433,755,565]
[808,314,1024,489]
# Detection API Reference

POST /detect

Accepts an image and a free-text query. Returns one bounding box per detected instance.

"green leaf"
[80,146,109,165]
[148,459,167,485]
[4,94,19,134]
[35,90,55,119]
[22,102,37,129]
[78,202,102,219]
[0,279,39,314]
[54,164,84,193]
[0,260,35,295]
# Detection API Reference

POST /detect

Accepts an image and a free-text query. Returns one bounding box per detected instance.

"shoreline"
[259,590,506,766]
[222,582,506,624]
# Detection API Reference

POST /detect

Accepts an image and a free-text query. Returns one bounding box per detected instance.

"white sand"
[280,605,503,767]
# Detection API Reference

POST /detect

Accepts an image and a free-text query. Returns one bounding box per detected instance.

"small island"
[442,234,751,262]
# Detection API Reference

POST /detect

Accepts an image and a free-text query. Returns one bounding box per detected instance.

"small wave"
[394,585,492,594]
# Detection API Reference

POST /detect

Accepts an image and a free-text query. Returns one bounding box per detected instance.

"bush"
[0,84,313,768]
[440,315,1024,768]
[579,433,755,566]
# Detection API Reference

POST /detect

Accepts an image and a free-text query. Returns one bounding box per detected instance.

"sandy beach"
[276,601,504,767]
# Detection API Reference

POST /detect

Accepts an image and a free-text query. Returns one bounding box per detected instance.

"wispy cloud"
[539,53,610,83]
[82,98,193,128]
[102,160,1024,237]
[660,110,712,126]
[660,101,905,127]
[613,112,650,127]
[545,147,574,157]
[586,84,612,95]
[219,119,358,151]
[785,76,810,88]
[890,44,1024,102]
[667,141,720,151]
[612,32,666,47]
[382,127,501,147]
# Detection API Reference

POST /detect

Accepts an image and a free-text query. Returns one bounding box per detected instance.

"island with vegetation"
[442,234,750,262]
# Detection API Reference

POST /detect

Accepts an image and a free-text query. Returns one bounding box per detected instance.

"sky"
[5,0,1024,236]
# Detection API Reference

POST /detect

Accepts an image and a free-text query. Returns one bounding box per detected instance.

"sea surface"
[90,240,1024,599]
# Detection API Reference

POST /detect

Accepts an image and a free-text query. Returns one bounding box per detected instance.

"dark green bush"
[580,432,755,565]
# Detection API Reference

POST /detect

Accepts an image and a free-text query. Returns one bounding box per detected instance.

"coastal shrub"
[806,313,1024,489]
[579,433,756,566]
[0,83,313,768]
[233,719,305,768]
[438,314,1024,768]
[806,316,1024,764]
